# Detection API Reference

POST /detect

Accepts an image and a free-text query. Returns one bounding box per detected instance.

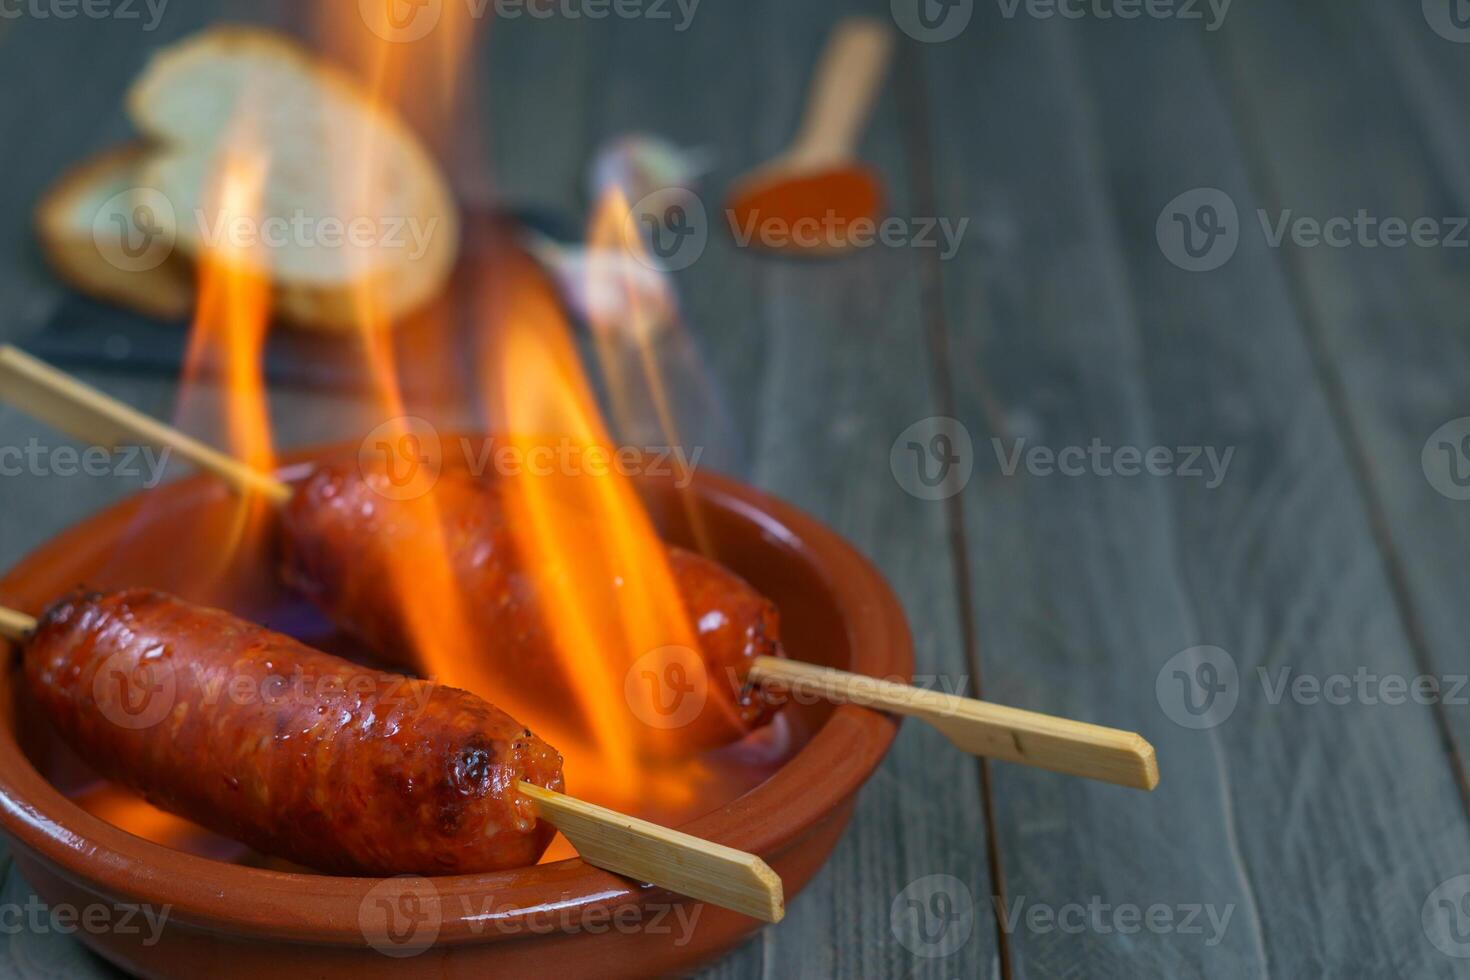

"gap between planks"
[892,36,1016,980]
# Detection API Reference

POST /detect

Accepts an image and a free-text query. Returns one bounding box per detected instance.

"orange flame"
[585,189,713,554]
[170,150,275,601]
[97,14,782,852]
[75,785,225,857]
[477,269,705,800]
[320,8,714,812]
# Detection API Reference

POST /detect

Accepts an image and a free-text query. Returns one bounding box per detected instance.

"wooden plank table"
[0,1,1467,976]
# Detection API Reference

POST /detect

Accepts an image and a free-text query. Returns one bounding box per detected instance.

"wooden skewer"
[748,657,1158,790]
[0,346,1159,790]
[518,781,784,922]
[0,345,290,503]
[0,607,33,643]
[0,607,784,922]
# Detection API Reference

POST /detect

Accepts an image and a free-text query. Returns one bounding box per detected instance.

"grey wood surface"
[1,0,1469,977]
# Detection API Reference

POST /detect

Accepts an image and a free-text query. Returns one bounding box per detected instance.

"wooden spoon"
[725,17,894,254]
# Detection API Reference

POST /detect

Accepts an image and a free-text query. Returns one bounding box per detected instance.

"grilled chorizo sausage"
[278,461,780,750]
[25,589,564,876]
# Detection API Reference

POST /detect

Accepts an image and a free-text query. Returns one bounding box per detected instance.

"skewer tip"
[0,607,36,644]
[1125,733,1160,792]
[518,781,784,923]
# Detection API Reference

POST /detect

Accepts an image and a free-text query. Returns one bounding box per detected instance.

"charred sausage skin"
[279,462,781,747]
[26,589,564,876]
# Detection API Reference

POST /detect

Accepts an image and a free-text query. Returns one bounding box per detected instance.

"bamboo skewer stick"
[747,657,1157,790]
[0,345,290,503]
[0,607,33,643]
[0,606,784,922]
[518,781,784,922]
[0,346,1159,790]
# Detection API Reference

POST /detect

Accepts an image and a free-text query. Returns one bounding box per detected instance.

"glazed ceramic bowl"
[0,453,911,978]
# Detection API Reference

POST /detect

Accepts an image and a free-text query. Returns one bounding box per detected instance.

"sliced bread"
[35,143,195,321]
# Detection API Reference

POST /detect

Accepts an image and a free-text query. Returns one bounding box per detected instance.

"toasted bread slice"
[125,26,460,332]
[35,144,195,321]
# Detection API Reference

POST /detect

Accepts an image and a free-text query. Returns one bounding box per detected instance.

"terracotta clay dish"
[0,450,911,979]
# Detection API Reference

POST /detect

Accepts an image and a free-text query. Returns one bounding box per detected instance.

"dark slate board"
[21,207,579,396]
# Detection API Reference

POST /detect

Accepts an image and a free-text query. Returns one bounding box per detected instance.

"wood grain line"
[894,35,1015,980]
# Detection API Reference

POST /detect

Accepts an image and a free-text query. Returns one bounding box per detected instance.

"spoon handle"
[788,18,895,169]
